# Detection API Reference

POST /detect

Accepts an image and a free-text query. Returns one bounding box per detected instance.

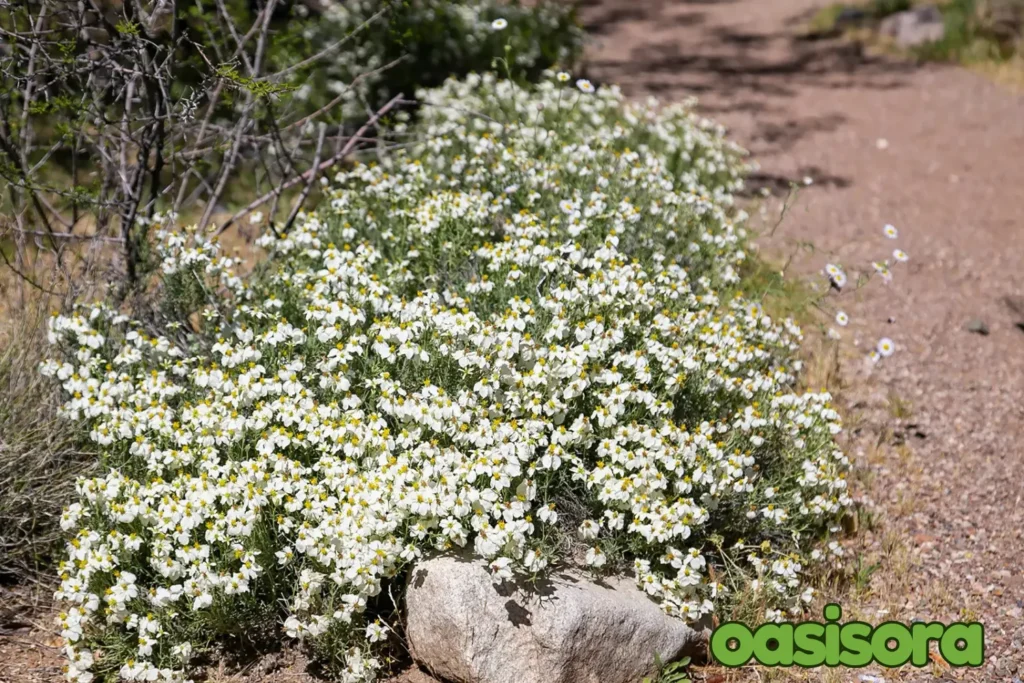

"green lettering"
[752,623,794,666]
[711,622,755,667]
[940,623,984,667]
[872,622,914,667]
[838,621,872,667]
[793,622,826,667]
[824,604,842,666]
[911,622,945,666]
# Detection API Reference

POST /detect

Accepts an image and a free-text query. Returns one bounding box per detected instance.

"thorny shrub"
[43,73,852,683]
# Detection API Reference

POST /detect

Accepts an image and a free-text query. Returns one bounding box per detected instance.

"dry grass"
[0,292,95,582]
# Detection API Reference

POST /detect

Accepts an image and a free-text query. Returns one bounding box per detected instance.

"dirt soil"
[3,2,1023,682]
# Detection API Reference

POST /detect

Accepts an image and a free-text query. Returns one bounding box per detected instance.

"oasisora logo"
[710,604,984,668]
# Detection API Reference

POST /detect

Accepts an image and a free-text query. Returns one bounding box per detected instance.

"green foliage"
[215,63,297,99]
[289,0,584,119]
[867,0,910,18]
[910,0,1024,62]
[115,19,141,37]
[642,656,692,683]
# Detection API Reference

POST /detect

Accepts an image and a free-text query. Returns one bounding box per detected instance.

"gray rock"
[405,556,707,683]
[879,6,946,46]
[966,319,990,335]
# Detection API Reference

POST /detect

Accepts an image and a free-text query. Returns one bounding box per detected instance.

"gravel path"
[580,0,1024,680]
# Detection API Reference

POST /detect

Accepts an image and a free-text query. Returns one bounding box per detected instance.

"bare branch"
[281,121,326,234]
[218,93,405,235]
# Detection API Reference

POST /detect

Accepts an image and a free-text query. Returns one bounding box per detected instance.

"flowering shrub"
[44,73,851,682]
[292,0,583,118]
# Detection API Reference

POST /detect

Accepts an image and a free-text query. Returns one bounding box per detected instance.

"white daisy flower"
[877,337,895,357]
[575,79,595,94]
[893,249,908,263]
[835,311,849,327]
[883,223,898,239]
[578,519,600,540]
[491,18,508,30]
[824,263,847,289]
[365,621,388,643]
[872,261,893,285]
[556,71,570,83]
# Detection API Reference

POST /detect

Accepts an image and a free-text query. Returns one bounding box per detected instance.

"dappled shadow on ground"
[577,0,921,185]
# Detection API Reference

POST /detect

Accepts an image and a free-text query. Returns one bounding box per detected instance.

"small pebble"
[965,319,990,336]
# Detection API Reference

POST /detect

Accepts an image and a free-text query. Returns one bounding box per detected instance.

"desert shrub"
[44,74,850,683]
[0,0,581,297]
[296,0,584,117]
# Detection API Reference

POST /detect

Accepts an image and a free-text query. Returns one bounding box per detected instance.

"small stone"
[966,319,990,335]
[879,6,946,47]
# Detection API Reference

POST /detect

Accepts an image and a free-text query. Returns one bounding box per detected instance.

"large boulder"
[405,556,708,683]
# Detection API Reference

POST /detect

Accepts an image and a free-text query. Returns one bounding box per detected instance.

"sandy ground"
[3,2,1023,682]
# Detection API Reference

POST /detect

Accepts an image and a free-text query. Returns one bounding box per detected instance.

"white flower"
[835,311,849,327]
[249,211,264,225]
[872,261,893,285]
[523,548,548,571]
[365,621,388,643]
[578,519,600,540]
[877,337,895,357]
[585,546,606,567]
[575,79,595,94]
[489,557,514,581]
[824,263,847,289]
[556,71,570,82]
[893,249,908,262]
[883,223,898,239]
[491,18,508,30]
